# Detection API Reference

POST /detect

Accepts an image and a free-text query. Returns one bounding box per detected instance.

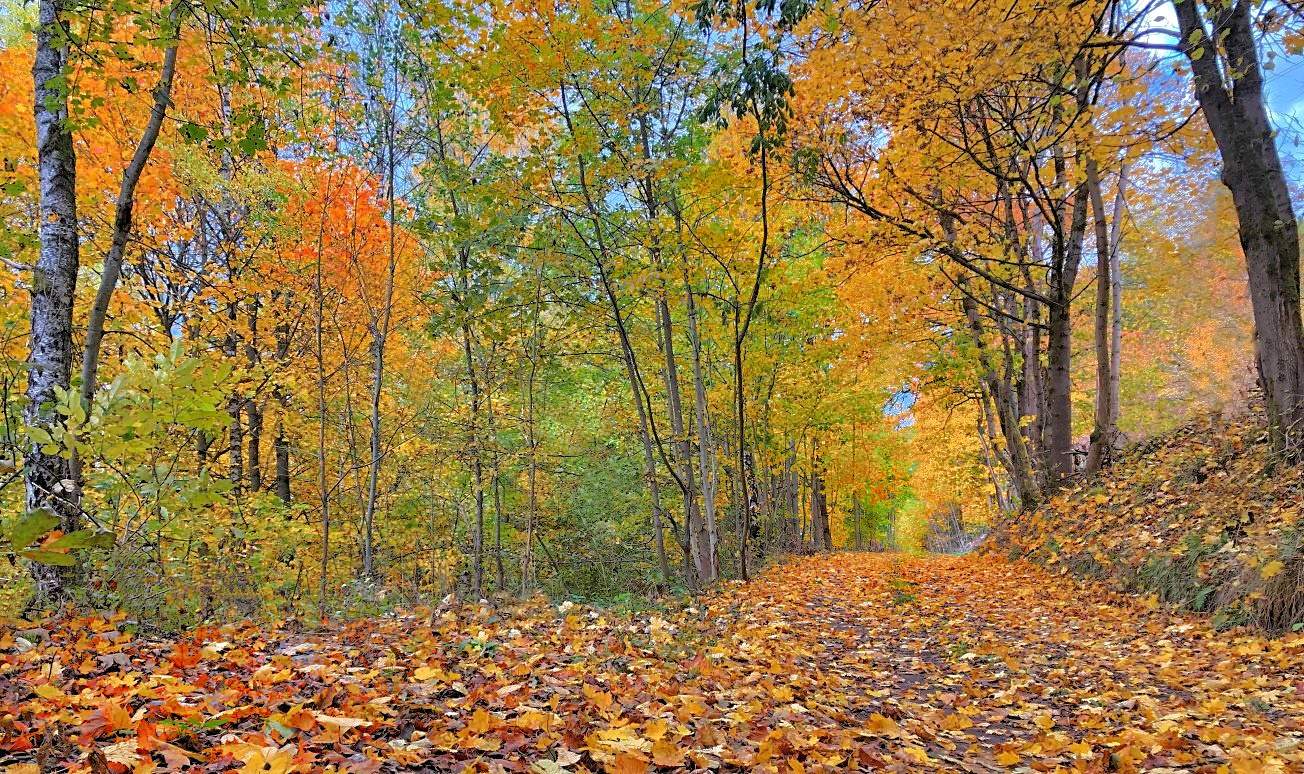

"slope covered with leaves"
[990,412,1304,633]
[5,553,1304,772]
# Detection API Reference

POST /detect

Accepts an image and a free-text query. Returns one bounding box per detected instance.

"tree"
[1171,0,1304,460]
[26,0,83,606]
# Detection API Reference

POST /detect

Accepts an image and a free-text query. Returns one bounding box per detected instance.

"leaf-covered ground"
[990,413,1304,631]
[4,553,1304,773]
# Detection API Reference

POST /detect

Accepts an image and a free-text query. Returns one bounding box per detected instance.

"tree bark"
[809,441,831,551]
[1044,176,1089,482]
[681,256,719,582]
[246,299,263,492]
[27,0,83,606]
[1108,166,1127,433]
[1084,157,1114,476]
[461,321,485,598]
[520,263,543,595]
[273,293,292,505]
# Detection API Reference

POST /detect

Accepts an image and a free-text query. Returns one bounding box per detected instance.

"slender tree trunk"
[273,295,292,505]
[1108,166,1127,434]
[27,0,82,606]
[617,332,672,586]
[226,302,244,495]
[1084,157,1114,476]
[809,441,831,551]
[976,410,1011,513]
[1018,249,1046,475]
[461,322,485,598]
[246,300,263,492]
[783,441,798,549]
[247,403,263,491]
[77,22,179,419]
[953,259,1040,505]
[273,415,290,502]
[657,294,708,586]
[635,108,708,587]
[682,266,719,581]
[361,113,399,581]
[521,264,543,595]
[313,187,332,615]
[486,373,506,592]
[1174,0,1304,459]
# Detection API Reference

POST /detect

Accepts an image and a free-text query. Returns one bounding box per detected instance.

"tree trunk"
[1108,166,1127,433]
[486,373,507,592]
[247,402,263,491]
[1084,157,1114,476]
[461,322,486,598]
[520,264,543,595]
[226,302,244,495]
[1174,0,1304,460]
[957,273,1041,506]
[26,0,82,606]
[1044,181,1088,483]
[361,113,399,581]
[77,21,179,417]
[683,271,719,582]
[809,442,831,551]
[313,195,331,615]
[273,294,292,505]
[273,416,290,503]
[657,294,709,586]
[246,300,263,492]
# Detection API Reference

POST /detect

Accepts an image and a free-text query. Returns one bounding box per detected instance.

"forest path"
[5,553,1304,772]
[749,553,1304,771]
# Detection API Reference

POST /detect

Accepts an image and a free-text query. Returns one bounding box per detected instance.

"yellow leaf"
[1260,559,1285,580]
[468,707,493,734]
[413,665,446,681]
[312,712,372,730]
[650,737,683,767]
[584,684,615,713]
[995,751,1021,766]
[865,712,900,735]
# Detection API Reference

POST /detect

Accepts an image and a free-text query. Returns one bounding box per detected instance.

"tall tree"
[1171,0,1304,460]
[26,0,82,605]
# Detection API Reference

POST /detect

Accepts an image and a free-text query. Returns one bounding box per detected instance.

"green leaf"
[46,529,114,551]
[10,509,59,550]
[179,123,209,143]
[20,549,77,567]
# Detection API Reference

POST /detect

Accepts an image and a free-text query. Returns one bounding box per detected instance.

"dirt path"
[4,553,1303,772]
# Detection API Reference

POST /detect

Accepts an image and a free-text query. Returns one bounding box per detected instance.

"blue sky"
[1265,55,1304,183]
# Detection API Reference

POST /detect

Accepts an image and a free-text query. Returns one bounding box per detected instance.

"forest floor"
[4,553,1304,773]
